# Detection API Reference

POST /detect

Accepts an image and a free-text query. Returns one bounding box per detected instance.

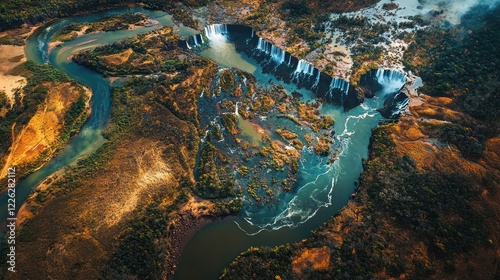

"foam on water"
[195,25,408,235]
[376,69,406,92]
[38,24,56,63]
[235,100,382,235]
[204,24,228,45]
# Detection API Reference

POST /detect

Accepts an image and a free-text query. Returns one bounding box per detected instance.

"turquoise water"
[0,8,400,280]
[174,35,396,279]
[0,6,197,242]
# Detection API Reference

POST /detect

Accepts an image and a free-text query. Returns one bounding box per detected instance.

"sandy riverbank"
[47,18,159,55]
[0,45,27,104]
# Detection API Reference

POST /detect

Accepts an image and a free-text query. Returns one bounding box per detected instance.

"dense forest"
[411,5,500,123]
[0,0,384,34]
[0,0,208,31]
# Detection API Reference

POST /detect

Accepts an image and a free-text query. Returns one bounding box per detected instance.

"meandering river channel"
[1,7,404,279]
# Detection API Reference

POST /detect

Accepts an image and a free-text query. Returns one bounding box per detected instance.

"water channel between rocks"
[1,7,407,280]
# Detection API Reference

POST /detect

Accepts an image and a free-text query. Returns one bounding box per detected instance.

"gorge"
[1,1,498,279]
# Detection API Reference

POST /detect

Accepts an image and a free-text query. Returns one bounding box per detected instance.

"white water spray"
[204,24,228,44]
[294,59,315,76]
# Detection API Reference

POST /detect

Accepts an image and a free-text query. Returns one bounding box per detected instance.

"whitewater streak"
[235,102,381,235]
[236,173,336,236]
[196,24,410,235]
[235,77,398,236]
[38,24,57,63]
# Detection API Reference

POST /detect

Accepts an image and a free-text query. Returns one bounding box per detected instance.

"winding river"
[1,7,405,280]
[0,4,197,253]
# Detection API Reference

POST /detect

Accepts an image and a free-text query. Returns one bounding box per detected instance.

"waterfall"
[270,45,285,65]
[256,38,271,54]
[385,91,410,118]
[328,78,350,95]
[186,33,205,48]
[313,71,321,88]
[181,23,360,109]
[205,24,228,44]
[375,69,406,92]
[235,102,240,116]
[255,38,286,65]
[294,59,315,76]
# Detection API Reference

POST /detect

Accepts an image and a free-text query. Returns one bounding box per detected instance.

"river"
[2,7,403,280]
[0,5,197,248]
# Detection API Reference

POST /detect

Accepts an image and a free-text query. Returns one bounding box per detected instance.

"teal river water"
[0,7,401,279]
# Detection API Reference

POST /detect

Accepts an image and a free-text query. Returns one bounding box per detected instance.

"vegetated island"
[0,0,498,280]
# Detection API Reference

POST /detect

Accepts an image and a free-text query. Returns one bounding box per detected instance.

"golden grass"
[389,115,487,178]
[95,142,173,228]
[0,82,88,179]
[180,196,214,218]
[292,246,331,275]
[482,137,500,171]
[101,48,133,66]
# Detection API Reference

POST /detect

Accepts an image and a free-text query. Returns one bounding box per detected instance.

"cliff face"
[220,4,500,280]
[186,24,411,111]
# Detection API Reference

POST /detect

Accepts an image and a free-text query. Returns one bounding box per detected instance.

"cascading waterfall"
[294,59,315,76]
[392,95,410,117]
[373,69,410,118]
[313,71,321,88]
[184,23,379,110]
[204,24,228,44]
[186,33,205,48]
[256,38,271,54]
[375,69,406,92]
[183,24,358,107]
[328,78,350,95]
[270,45,285,65]
[256,38,286,65]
